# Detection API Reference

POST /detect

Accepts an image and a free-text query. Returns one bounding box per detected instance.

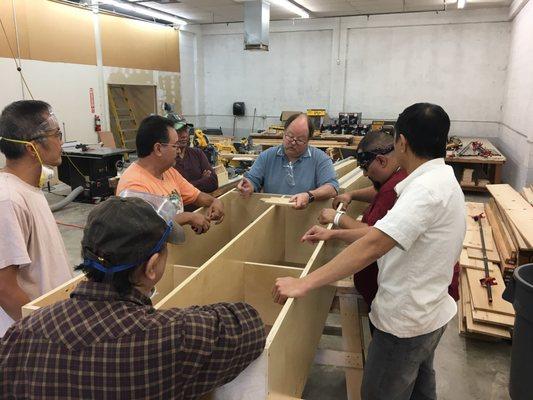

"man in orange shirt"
[117,115,224,234]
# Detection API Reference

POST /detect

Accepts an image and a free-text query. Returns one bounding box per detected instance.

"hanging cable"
[0,14,34,99]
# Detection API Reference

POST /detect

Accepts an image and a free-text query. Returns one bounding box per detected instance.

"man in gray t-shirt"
[0,100,73,336]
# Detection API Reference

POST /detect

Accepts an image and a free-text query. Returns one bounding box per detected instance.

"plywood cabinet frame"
[23,165,370,399]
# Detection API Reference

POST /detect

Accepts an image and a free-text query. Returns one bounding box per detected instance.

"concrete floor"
[45,189,512,400]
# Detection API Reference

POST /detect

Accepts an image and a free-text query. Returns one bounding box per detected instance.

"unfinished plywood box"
[23,165,370,399]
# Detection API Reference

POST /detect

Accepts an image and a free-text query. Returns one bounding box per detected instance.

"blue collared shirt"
[244,145,339,195]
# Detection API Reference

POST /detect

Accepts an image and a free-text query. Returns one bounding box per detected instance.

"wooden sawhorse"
[314,279,369,400]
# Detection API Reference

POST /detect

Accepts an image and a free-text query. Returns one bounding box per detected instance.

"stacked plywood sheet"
[459,202,514,340]
[487,184,533,270]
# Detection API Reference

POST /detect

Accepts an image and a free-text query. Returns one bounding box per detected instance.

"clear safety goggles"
[119,189,185,241]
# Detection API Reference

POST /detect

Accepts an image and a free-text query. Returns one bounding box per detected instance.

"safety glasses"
[356,145,394,171]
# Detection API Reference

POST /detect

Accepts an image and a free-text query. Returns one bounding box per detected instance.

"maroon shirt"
[174,147,218,194]
[354,169,408,309]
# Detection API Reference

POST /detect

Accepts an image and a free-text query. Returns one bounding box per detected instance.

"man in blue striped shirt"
[237,113,339,209]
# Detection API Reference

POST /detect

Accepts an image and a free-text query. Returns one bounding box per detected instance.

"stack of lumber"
[459,202,514,339]
[521,184,533,206]
[487,184,533,270]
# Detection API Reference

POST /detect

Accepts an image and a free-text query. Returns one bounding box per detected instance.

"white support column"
[91,0,109,131]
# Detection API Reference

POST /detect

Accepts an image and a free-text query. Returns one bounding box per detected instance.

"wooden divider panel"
[168,191,272,267]
[22,275,85,317]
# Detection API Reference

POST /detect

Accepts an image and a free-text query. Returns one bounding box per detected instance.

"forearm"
[174,212,196,226]
[0,278,30,321]
[193,191,216,207]
[349,186,377,203]
[310,184,337,201]
[338,215,367,229]
[331,226,371,243]
[302,228,394,290]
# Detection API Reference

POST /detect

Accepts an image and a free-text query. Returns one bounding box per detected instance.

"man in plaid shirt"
[0,194,265,399]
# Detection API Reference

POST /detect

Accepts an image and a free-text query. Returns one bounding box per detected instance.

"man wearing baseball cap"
[0,194,266,399]
[172,119,218,212]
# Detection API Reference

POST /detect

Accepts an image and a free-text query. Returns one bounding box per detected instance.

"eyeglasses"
[284,133,307,146]
[160,142,180,149]
[33,129,63,142]
[283,161,296,187]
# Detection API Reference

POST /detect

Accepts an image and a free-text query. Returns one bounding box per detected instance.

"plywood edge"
[261,197,295,206]
[266,238,336,397]
[21,274,85,316]
[244,262,304,274]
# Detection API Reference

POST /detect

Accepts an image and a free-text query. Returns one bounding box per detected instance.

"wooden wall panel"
[0,0,30,59]
[1,1,180,71]
[100,14,179,72]
[26,0,96,65]
[0,0,96,65]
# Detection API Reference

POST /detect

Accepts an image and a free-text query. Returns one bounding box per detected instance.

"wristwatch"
[306,191,315,203]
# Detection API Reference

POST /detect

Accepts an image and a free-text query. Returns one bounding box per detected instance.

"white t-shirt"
[0,172,73,336]
[372,158,466,338]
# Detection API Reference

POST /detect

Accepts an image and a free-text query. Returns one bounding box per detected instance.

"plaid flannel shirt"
[0,281,265,399]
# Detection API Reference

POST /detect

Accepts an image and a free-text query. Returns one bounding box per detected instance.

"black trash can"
[503,263,533,400]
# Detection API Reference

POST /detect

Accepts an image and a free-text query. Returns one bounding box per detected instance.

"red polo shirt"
[354,169,407,308]
[354,168,460,309]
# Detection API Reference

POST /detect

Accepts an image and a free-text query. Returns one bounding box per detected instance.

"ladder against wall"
[108,85,139,150]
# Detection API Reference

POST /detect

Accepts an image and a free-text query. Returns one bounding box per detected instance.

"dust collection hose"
[50,186,84,212]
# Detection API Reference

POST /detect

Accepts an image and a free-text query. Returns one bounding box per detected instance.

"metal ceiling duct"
[244,0,269,51]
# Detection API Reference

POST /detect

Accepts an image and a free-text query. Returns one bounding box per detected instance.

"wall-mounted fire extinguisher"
[94,115,102,132]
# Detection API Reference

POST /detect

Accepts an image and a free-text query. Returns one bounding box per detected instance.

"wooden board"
[459,249,496,272]
[22,275,84,318]
[461,168,474,185]
[261,197,294,206]
[465,267,514,316]
[465,247,500,264]
[485,201,517,262]
[463,227,495,251]
[461,271,511,339]
[244,262,302,326]
[334,159,357,179]
[487,184,533,248]
[100,13,179,72]
[267,242,336,399]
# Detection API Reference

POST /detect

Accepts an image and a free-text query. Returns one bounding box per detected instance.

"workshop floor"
[45,190,511,400]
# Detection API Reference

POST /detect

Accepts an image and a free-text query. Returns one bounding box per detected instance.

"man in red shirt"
[302,130,459,331]
[173,121,218,212]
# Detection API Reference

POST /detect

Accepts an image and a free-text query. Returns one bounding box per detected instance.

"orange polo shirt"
[116,162,200,205]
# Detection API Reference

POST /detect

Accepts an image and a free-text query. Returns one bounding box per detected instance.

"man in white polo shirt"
[273,103,466,400]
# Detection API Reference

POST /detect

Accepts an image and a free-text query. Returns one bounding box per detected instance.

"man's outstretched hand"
[272,277,310,304]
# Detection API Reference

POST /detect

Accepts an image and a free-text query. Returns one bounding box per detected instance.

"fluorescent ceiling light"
[269,0,309,19]
[98,0,187,25]
[457,0,466,8]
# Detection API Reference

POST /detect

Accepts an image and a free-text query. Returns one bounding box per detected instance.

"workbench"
[57,146,134,201]
[250,135,361,152]
[445,137,506,192]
